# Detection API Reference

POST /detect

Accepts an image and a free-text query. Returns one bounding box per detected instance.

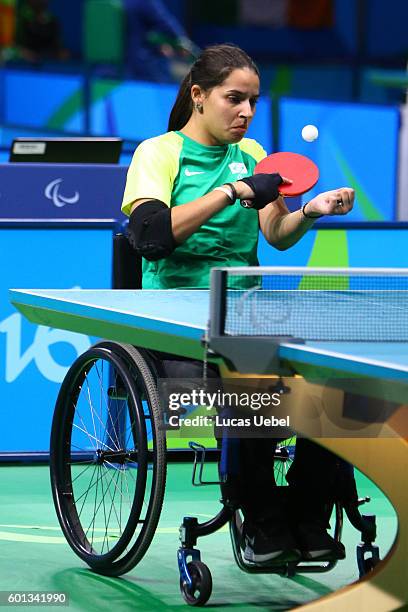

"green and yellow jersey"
[122,130,267,289]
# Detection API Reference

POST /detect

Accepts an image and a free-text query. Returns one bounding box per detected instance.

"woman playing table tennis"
[122,43,355,566]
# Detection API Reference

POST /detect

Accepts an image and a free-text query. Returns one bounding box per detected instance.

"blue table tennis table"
[9,266,408,611]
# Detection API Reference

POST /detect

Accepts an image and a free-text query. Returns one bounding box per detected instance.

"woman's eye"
[228,95,258,106]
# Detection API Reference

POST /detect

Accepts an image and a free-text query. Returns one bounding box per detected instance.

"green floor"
[0,463,398,611]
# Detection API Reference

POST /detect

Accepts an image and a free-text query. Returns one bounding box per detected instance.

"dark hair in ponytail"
[168,44,259,132]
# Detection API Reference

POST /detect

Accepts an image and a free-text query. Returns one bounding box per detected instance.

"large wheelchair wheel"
[50,341,166,576]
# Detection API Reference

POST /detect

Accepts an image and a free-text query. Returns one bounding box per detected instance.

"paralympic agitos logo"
[44,178,80,208]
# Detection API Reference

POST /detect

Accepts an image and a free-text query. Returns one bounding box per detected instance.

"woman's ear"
[191,84,204,112]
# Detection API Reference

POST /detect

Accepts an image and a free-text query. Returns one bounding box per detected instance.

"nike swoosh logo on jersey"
[185,168,205,176]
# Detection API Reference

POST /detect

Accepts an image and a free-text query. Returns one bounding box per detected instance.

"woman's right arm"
[129,178,255,243]
[130,192,227,244]
[123,138,251,246]
[123,138,274,252]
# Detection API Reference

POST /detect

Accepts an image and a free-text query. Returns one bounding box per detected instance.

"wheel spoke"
[72,421,117,452]
[83,464,123,546]
[94,364,123,451]
[83,374,121,452]
[70,461,94,484]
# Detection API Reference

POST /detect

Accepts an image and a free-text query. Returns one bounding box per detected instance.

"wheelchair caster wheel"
[180,560,212,606]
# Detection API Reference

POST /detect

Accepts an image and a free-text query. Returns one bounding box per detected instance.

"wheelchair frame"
[50,338,380,606]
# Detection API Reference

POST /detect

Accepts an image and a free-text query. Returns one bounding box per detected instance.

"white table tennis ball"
[301,124,319,142]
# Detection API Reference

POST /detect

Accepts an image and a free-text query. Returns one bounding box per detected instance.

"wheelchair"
[50,337,380,604]
[49,234,380,605]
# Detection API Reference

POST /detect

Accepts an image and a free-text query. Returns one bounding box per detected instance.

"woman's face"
[197,68,260,145]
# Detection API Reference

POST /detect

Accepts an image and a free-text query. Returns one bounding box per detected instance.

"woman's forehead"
[219,68,259,93]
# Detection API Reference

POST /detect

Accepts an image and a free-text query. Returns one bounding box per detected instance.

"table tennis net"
[213,267,408,342]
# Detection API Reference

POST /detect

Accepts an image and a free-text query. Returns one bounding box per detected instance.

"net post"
[209,269,227,337]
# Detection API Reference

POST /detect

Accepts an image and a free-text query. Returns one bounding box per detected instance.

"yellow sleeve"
[238,138,268,164]
[121,134,181,216]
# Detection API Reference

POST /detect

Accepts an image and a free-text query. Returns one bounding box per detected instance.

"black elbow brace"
[127,200,177,261]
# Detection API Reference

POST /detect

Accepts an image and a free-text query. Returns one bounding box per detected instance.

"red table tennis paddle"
[241,152,319,207]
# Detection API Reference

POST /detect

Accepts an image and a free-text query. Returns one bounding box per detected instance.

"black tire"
[50,341,166,576]
[180,561,212,606]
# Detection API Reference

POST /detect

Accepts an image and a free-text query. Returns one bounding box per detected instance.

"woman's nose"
[239,100,253,118]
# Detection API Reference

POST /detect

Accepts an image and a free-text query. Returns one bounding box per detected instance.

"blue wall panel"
[258,226,408,269]
[4,71,85,133]
[0,228,113,453]
[90,78,273,150]
[279,98,399,222]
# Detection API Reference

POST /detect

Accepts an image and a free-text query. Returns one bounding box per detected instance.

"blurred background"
[0,1,406,205]
[1,0,408,455]
[0,0,407,210]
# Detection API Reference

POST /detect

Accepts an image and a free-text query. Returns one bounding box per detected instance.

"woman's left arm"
[259,187,355,250]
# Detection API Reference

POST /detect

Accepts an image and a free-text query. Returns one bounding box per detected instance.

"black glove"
[238,173,283,210]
